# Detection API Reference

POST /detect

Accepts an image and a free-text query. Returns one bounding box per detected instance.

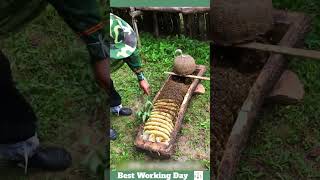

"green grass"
[1,6,105,179]
[236,0,320,179]
[110,33,210,169]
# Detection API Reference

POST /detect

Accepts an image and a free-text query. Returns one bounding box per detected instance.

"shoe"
[27,146,72,171]
[111,107,132,116]
[117,107,132,116]
[110,129,117,140]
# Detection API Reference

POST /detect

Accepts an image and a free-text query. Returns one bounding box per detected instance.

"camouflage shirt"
[108,13,144,80]
[0,0,144,80]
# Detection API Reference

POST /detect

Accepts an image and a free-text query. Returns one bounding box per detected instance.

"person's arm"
[47,0,109,92]
[124,49,150,95]
[124,49,144,81]
[93,59,109,93]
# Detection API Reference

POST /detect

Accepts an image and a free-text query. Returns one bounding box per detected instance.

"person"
[108,13,150,139]
[0,0,149,171]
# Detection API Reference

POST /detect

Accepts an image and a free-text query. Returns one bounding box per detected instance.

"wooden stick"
[164,71,210,80]
[130,7,141,47]
[236,42,320,60]
[135,7,210,14]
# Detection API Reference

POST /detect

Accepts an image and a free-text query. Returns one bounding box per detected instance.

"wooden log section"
[217,11,312,180]
[134,65,207,158]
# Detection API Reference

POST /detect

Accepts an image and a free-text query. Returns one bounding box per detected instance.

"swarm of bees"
[141,98,180,144]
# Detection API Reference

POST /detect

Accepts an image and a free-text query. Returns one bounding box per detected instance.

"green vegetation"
[110,33,210,169]
[236,0,320,179]
[136,100,153,124]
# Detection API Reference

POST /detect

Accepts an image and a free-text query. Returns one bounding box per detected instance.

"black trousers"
[0,51,37,144]
[109,80,121,107]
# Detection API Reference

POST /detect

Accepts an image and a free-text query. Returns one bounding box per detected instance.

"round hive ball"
[210,0,274,45]
[173,54,196,75]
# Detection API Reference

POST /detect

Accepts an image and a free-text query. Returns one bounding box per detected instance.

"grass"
[236,0,320,179]
[110,33,210,169]
[0,6,105,180]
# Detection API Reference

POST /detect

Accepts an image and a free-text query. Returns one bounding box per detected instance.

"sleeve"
[123,48,145,81]
[47,0,108,63]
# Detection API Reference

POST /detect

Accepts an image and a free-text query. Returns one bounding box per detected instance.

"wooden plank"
[164,71,210,80]
[217,11,312,180]
[134,65,207,157]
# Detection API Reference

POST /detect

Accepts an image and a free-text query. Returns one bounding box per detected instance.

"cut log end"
[194,83,206,95]
[266,70,305,105]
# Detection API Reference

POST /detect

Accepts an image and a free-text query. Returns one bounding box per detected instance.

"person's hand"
[139,79,150,95]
